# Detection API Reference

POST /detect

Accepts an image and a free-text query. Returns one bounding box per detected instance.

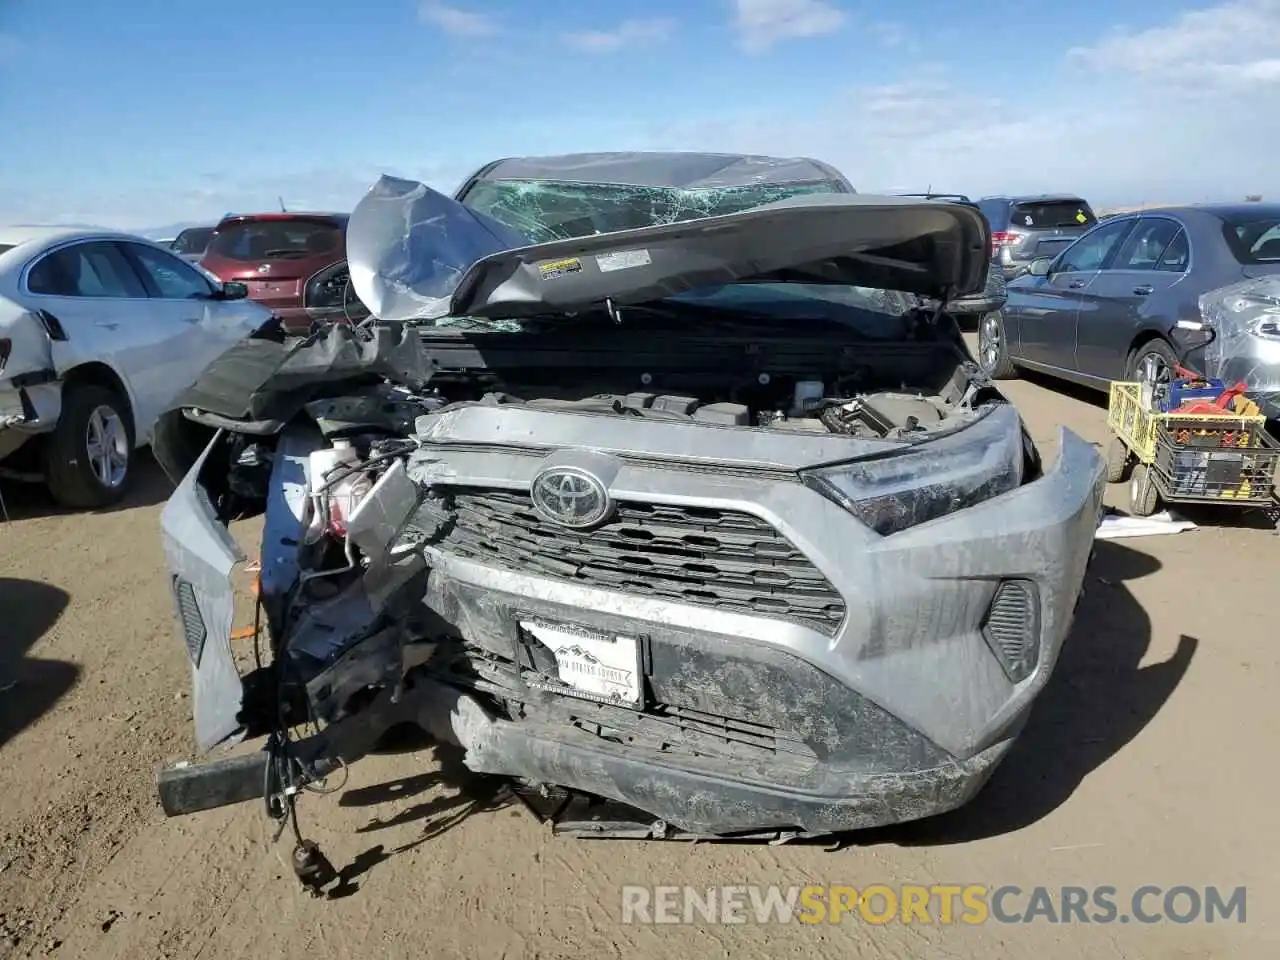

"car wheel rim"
[1139,352,1170,389]
[980,314,1001,368]
[85,405,128,489]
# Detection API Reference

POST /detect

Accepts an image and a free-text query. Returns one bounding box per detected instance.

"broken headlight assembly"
[801,403,1025,536]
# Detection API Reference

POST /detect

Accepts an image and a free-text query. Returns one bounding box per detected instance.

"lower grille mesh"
[172,577,207,667]
[982,579,1039,682]
[434,488,846,634]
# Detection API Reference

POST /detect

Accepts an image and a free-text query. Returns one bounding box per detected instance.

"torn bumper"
[160,432,246,749]
[158,425,1105,835]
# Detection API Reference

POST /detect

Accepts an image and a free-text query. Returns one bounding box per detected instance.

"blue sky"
[1,0,1276,231]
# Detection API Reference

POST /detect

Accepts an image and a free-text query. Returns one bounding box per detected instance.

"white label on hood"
[596,249,652,273]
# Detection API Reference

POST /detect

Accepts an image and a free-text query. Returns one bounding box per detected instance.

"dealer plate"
[520,619,642,706]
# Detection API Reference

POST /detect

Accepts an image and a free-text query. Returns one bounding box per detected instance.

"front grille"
[647,703,815,759]
[564,701,818,764]
[435,488,846,634]
[982,579,1040,682]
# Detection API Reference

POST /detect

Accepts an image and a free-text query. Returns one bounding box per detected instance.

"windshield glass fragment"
[463,179,848,243]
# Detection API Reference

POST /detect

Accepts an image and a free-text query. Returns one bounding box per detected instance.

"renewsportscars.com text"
[621,884,1247,926]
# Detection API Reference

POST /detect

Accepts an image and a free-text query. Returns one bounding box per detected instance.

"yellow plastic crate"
[1107,381,1267,466]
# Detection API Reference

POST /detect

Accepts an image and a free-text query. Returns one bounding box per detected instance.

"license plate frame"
[245,279,295,299]
[519,618,644,707]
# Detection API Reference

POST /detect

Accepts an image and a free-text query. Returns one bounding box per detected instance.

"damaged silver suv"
[152,174,1105,850]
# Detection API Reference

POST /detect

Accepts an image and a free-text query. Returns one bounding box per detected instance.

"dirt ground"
[2,354,1277,959]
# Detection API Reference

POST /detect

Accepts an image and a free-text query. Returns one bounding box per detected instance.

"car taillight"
[991,231,1016,253]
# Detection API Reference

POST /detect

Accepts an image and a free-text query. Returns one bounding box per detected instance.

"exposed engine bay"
[161,317,1021,766]
[505,387,962,436]
[393,317,995,436]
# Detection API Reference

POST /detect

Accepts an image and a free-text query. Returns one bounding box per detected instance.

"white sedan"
[0,227,271,508]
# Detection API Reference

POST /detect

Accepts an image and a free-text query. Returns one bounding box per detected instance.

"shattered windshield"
[445,177,918,331]
[462,178,847,243]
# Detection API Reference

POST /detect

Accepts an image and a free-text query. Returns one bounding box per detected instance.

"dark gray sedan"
[980,204,1280,413]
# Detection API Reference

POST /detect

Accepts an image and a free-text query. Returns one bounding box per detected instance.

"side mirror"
[1028,257,1053,278]
[220,281,249,301]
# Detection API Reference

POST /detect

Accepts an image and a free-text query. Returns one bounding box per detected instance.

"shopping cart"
[1105,380,1280,518]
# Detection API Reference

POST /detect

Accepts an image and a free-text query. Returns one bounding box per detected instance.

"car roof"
[978,194,1091,204]
[1182,203,1280,220]
[0,225,94,247]
[214,212,349,226]
[1100,203,1280,222]
[460,151,853,191]
[0,226,159,253]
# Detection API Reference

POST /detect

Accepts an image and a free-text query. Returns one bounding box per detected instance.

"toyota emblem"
[530,466,613,529]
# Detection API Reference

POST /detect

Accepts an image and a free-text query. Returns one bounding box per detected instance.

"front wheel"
[978,311,1017,380]
[43,383,135,509]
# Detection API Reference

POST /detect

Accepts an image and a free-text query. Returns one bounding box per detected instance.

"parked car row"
[978,202,1280,418]
[0,227,270,506]
[157,214,369,334]
[6,149,1275,515]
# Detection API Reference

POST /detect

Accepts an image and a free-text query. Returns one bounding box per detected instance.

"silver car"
[151,178,1104,852]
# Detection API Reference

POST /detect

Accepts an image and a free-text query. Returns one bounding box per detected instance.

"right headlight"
[800,404,1025,536]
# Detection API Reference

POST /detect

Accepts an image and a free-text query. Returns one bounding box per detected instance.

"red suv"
[198,213,368,334]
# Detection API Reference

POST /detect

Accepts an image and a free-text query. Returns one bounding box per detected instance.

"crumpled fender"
[0,298,55,381]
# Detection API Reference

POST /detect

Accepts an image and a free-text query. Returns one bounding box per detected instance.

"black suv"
[975,195,1098,279]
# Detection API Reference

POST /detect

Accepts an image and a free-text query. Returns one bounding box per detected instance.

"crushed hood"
[347,176,991,322]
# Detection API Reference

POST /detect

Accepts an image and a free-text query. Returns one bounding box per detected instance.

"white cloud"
[562,18,675,53]
[731,0,846,53]
[867,22,909,49]
[648,46,1278,205]
[7,1,1278,227]
[418,2,499,37]
[1068,0,1280,89]
[638,0,1279,203]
